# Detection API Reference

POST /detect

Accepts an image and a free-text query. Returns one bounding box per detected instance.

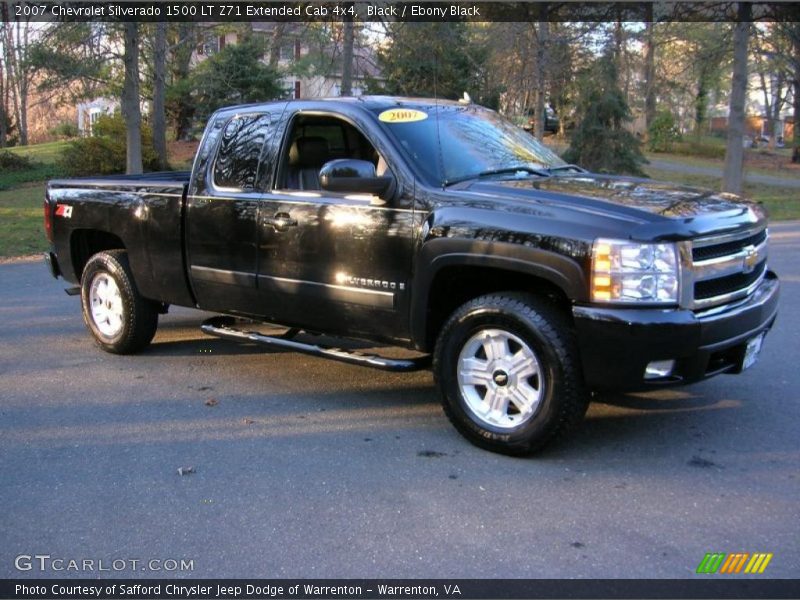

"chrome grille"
[692,229,767,262]
[685,227,768,310]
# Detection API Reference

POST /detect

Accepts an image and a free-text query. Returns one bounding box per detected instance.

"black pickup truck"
[44,97,779,455]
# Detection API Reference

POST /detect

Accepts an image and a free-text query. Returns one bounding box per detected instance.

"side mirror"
[319,159,393,197]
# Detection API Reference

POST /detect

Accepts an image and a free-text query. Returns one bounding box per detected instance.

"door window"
[213,113,273,191]
[278,115,390,191]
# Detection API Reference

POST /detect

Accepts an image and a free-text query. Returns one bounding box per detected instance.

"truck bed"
[48,170,191,191]
[47,170,194,308]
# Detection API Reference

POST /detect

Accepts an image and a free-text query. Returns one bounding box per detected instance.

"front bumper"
[573,271,779,390]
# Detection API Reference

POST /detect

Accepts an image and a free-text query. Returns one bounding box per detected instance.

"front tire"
[80,250,158,354]
[433,293,588,455]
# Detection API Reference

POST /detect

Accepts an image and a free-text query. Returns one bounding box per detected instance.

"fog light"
[645,360,675,380]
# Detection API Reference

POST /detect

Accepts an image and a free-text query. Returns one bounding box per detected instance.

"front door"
[256,112,416,342]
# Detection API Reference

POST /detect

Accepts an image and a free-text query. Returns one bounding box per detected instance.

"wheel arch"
[70,229,126,281]
[411,240,587,352]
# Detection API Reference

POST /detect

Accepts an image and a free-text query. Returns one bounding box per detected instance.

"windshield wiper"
[444,166,550,187]
[547,164,587,174]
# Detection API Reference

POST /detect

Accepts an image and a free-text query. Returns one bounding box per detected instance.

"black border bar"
[4,1,800,22]
[3,579,800,599]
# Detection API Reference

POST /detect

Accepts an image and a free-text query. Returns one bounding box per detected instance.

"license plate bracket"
[742,333,766,371]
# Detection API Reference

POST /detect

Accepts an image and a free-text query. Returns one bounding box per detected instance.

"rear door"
[185,112,274,314]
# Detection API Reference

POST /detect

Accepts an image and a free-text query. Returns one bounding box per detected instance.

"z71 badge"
[55,204,73,218]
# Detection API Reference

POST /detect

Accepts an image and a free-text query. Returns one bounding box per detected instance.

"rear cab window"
[212,113,273,192]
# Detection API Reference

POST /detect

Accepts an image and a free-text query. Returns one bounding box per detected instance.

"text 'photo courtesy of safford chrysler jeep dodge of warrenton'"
[43,97,779,455]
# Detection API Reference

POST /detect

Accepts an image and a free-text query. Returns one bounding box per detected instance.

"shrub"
[670,140,726,159]
[0,149,34,171]
[50,121,80,140]
[647,111,681,152]
[0,150,63,190]
[58,113,161,176]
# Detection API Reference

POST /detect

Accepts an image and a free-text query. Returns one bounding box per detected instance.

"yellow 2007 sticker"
[378,108,428,123]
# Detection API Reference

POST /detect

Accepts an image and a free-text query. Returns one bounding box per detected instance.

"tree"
[191,37,284,121]
[121,23,142,174]
[340,19,353,96]
[1,9,35,145]
[787,23,800,163]
[753,24,792,149]
[562,53,647,176]
[648,110,681,152]
[642,17,657,131]
[377,23,491,102]
[533,15,550,140]
[27,22,142,171]
[165,23,199,141]
[152,22,168,169]
[722,4,751,194]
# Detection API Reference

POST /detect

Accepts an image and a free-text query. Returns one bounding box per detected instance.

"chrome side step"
[200,316,431,372]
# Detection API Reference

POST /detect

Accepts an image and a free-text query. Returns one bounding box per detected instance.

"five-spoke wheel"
[80,250,158,354]
[434,293,588,455]
[457,328,544,429]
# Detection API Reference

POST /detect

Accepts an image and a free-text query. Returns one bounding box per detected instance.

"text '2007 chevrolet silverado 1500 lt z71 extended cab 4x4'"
[43,97,779,455]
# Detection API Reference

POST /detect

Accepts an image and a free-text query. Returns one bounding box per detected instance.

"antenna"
[433,53,445,189]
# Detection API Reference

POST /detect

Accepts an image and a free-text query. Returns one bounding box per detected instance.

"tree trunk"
[793,72,800,163]
[695,70,709,136]
[2,8,21,145]
[722,4,751,194]
[171,23,195,141]
[121,23,143,175]
[14,21,28,146]
[153,22,168,170]
[791,22,800,163]
[643,16,656,132]
[268,23,285,68]
[613,16,624,80]
[0,33,6,148]
[534,9,549,140]
[340,18,354,96]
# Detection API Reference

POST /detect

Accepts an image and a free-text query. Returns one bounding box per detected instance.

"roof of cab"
[212,96,465,118]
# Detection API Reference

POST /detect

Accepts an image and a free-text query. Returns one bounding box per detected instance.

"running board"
[200,316,431,372]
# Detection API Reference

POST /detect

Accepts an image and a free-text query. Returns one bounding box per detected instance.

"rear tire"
[433,293,588,455]
[80,250,158,354]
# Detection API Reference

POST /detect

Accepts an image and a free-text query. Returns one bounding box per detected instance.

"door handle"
[264,212,297,231]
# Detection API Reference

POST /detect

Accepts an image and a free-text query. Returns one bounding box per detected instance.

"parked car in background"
[522,106,560,135]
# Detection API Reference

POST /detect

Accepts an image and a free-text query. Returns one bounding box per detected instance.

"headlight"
[591,239,679,304]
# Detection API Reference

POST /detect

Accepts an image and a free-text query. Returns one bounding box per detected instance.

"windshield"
[372,104,566,187]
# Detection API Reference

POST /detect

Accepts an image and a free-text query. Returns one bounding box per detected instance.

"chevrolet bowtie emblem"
[742,246,758,274]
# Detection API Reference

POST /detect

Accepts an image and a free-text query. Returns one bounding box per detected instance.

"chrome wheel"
[457,328,544,429]
[88,273,124,338]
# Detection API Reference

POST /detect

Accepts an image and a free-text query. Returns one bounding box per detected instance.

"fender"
[410,237,589,349]
[51,186,153,299]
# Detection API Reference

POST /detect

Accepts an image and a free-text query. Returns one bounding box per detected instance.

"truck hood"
[463,173,762,222]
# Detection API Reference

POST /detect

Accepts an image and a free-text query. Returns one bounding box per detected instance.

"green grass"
[0,163,64,190]
[645,151,800,181]
[1,141,67,190]
[0,183,47,257]
[0,142,68,256]
[7,141,69,165]
[645,167,800,221]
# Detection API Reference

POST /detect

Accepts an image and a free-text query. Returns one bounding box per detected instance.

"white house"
[77,98,118,136]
